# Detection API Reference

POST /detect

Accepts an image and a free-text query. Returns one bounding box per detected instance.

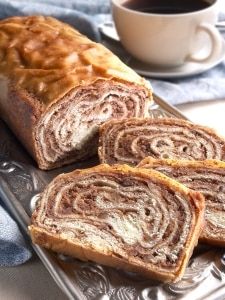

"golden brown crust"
[0,16,152,169]
[138,158,225,247]
[29,226,177,282]
[138,157,225,170]
[200,236,225,247]
[0,16,151,106]
[0,80,42,162]
[29,164,205,282]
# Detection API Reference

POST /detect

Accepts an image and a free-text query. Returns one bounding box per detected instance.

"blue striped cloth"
[0,204,32,266]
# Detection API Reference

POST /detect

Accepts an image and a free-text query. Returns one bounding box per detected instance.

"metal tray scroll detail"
[55,250,225,299]
[0,132,45,209]
[1,161,33,193]
[76,264,109,299]
[148,104,174,119]
[0,158,41,201]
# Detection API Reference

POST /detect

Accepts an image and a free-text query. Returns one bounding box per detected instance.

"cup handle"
[186,23,222,63]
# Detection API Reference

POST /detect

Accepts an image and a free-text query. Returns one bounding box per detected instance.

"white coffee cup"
[111,0,223,67]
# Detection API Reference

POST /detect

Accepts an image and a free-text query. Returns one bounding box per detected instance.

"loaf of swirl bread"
[29,164,205,282]
[99,118,225,166]
[0,16,152,169]
[138,158,225,247]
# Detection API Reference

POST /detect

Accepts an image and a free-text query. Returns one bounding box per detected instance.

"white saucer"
[127,39,225,79]
[99,22,225,79]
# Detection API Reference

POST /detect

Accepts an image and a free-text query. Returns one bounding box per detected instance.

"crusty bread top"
[0,16,151,105]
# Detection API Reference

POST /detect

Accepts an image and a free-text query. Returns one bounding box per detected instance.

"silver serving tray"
[1,94,225,300]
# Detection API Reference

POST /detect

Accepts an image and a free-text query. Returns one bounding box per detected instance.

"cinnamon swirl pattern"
[139,158,225,246]
[35,80,149,169]
[29,164,205,282]
[99,118,225,166]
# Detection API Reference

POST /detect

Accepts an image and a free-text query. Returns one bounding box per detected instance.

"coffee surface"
[123,0,210,14]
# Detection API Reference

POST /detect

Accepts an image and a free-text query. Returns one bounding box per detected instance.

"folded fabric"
[0,203,32,266]
[150,63,225,105]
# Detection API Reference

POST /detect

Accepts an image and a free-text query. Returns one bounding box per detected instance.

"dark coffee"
[122,0,211,14]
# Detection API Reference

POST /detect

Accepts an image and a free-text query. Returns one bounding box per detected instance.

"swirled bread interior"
[99,118,225,166]
[29,164,205,282]
[139,158,225,247]
[35,80,150,169]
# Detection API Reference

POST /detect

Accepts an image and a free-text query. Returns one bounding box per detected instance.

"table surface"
[1,99,225,300]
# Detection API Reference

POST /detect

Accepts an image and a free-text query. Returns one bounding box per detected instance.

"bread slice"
[29,164,205,282]
[98,117,225,166]
[138,158,225,247]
